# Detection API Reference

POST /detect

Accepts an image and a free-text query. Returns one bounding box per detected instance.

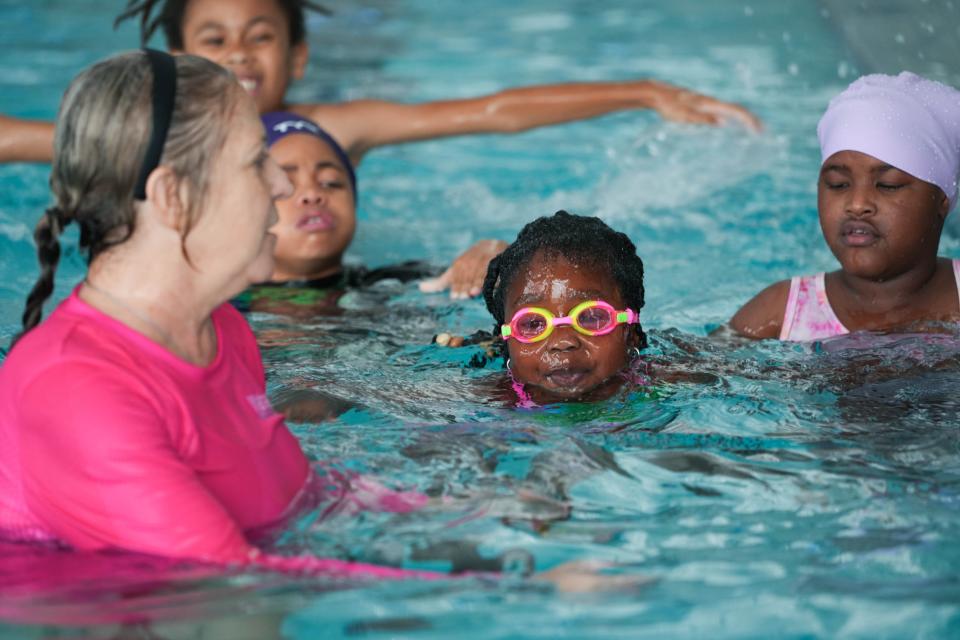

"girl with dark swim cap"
[234,111,506,309]
[235,112,508,421]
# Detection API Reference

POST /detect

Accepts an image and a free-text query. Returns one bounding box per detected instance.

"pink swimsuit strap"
[954,259,960,307]
[780,259,960,341]
[509,370,538,409]
[779,273,847,341]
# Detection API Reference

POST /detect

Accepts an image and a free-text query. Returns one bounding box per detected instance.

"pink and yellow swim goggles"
[501,300,639,344]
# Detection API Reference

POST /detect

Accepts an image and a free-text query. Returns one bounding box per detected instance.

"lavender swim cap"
[817,72,960,210]
[260,111,357,196]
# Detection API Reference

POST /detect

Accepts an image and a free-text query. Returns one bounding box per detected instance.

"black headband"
[134,48,177,200]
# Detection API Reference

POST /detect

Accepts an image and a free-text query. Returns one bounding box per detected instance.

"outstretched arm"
[302,80,761,163]
[0,115,55,163]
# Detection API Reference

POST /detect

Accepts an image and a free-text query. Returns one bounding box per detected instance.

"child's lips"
[840,220,881,247]
[543,367,591,389]
[296,210,336,232]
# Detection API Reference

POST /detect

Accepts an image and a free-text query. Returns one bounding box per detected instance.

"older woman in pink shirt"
[0,50,432,578]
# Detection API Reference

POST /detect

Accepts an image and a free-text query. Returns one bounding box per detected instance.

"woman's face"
[268,133,357,281]
[185,94,293,293]
[818,150,949,281]
[503,251,638,403]
[177,0,307,113]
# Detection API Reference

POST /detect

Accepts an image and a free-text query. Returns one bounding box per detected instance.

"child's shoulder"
[729,278,793,339]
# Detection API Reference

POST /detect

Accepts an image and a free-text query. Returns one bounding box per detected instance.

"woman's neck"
[82,258,221,366]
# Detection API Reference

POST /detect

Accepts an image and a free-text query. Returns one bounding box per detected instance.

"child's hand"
[419,239,508,299]
[650,82,762,133]
[433,332,466,347]
[534,560,656,593]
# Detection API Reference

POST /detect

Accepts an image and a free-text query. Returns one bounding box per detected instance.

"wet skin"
[818,150,958,328]
[504,251,639,404]
[185,95,292,290]
[268,133,356,282]
[177,0,307,114]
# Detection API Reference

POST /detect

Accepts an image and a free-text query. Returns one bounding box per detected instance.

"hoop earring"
[627,347,641,361]
[506,358,512,371]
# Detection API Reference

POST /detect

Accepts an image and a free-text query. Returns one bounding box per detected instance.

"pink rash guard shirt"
[780,259,960,341]
[0,290,439,580]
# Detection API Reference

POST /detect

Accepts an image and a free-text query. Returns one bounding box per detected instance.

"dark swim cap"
[261,111,357,196]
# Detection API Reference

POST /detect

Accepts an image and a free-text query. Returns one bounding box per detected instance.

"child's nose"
[546,327,582,351]
[846,184,876,216]
[299,182,327,205]
[224,44,250,66]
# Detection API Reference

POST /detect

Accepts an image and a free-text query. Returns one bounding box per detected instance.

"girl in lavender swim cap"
[730,72,960,341]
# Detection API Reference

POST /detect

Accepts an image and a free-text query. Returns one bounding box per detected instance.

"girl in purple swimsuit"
[731,72,960,341]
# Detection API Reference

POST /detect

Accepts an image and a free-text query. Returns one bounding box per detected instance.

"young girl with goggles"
[482,211,648,406]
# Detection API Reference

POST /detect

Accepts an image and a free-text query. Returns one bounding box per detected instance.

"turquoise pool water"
[2,1,960,638]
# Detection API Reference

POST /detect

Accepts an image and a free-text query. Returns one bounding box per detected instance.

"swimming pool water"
[2,1,960,638]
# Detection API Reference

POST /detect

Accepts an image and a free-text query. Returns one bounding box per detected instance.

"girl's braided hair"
[115,0,330,49]
[481,210,647,363]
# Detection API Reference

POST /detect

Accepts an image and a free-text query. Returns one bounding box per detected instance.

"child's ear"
[290,42,308,81]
